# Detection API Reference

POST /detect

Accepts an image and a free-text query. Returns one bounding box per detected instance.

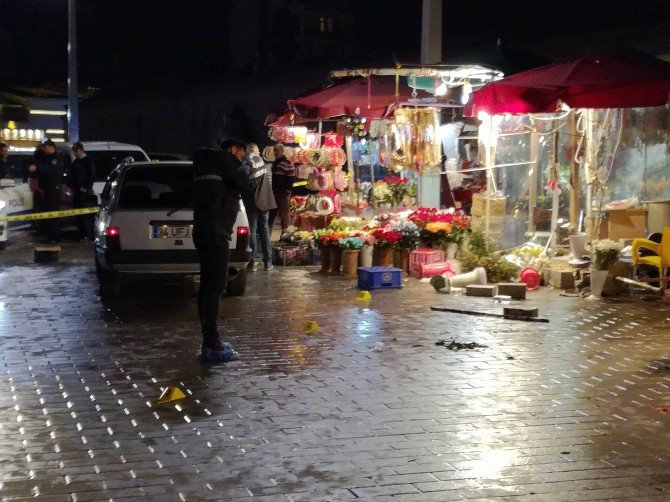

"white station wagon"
[94,161,250,298]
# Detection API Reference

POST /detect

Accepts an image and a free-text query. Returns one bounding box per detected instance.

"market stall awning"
[264,111,315,127]
[464,51,670,115]
[287,77,428,120]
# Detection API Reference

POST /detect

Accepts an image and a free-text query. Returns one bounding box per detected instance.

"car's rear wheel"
[96,255,121,299]
[0,241,6,251]
[226,267,247,296]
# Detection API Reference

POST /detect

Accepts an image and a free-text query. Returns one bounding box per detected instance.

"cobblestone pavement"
[3,234,670,501]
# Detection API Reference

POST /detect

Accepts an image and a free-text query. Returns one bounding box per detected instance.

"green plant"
[466,230,495,258]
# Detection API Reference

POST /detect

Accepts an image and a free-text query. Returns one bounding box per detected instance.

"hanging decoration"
[390,107,441,173]
[546,163,562,191]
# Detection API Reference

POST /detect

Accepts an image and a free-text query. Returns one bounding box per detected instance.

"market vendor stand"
[464,51,670,297]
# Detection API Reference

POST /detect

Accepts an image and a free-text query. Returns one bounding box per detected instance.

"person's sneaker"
[247,260,258,272]
[264,264,274,271]
[199,343,239,363]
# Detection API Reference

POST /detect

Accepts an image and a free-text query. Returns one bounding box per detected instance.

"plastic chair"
[632,226,670,291]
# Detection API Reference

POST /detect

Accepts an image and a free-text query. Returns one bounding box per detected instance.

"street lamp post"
[67,0,79,142]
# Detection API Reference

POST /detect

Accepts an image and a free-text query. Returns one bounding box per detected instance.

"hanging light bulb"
[461,82,472,105]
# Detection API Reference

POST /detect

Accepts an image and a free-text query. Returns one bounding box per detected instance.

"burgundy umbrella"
[465,51,670,116]
[287,77,427,120]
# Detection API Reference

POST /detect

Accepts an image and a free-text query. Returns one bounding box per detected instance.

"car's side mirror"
[0,179,16,188]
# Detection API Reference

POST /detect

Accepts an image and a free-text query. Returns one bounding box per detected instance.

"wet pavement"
[3,230,670,500]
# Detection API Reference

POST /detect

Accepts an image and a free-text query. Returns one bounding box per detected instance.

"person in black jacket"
[193,139,249,362]
[69,142,96,240]
[28,140,63,243]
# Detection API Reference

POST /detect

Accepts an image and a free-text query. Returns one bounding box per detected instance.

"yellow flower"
[425,222,452,234]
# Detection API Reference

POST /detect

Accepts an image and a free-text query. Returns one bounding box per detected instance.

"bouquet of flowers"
[370,228,402,249]
[373,180,392,204]
[338,237,363,250]
[385,175,412,205]
[420,221,453,248]
[312,229,348,248]
[390,220,420,250]
[591,239,621,270]
[350,231,375,246]
[289,196,309,216]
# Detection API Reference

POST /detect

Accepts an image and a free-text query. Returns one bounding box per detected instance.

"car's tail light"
[236,226,250,252]
[106,226,121,250]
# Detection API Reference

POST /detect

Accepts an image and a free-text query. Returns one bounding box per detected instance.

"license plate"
[151,225,192,239]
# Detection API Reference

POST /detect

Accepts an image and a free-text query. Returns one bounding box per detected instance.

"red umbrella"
[264,111,313,127]
[287,77,426,119]
[465,51,670,116]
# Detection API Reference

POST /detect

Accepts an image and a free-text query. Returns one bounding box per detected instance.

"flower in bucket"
[291,230,312,243]
[338,237,363,250]
[312,229,346,247]
[591,239,621,270]
[420,221,453,247]
[351,231,375,246]
[390,220,420,250]
[371,228,402,249]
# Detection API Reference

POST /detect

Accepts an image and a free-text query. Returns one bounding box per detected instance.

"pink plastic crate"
[410,248,445,278]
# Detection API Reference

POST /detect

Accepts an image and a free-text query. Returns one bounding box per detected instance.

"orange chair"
[632,226,670,290]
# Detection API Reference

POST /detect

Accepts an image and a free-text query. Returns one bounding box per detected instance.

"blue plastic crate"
[357,266,403,290]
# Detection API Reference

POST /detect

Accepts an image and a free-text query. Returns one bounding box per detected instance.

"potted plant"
[589,239,621,299]
[339,237,363,277]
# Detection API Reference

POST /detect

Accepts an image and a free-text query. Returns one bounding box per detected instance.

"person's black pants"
[194,233,230,344]
[42,187,61,241]
[73,190,95,240]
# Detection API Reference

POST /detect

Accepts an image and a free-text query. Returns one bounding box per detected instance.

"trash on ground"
[373,342,385,352]
[435,339,488,350]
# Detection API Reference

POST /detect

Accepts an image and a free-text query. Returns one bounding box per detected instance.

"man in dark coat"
[0,143,16,179]
[193,139,249,362]
[268,144,295,235]
[69,142,96,240]
[242,143,276,271]
[28,140,63,243]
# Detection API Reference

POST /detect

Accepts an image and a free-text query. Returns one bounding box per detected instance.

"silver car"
[94,161,250,298]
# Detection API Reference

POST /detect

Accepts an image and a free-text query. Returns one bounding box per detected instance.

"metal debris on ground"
[435,339,488,350]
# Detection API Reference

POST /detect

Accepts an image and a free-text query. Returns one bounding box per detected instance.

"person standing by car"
[69,142,96,240]
[193,139,249,363]
[28,140,63,243]
[242,143,276,272]
[268,144,295,237]
[0,143,16,179]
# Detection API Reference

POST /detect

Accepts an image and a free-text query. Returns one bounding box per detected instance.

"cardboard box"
[471,194,507,217]
[470,215,504,233]
[607,208,647,241]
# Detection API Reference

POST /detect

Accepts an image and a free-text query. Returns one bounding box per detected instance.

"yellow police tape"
[0,206,98,222]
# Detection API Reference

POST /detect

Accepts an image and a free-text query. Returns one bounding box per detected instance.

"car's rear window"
[88,150,150,181]
[118,165,193,209]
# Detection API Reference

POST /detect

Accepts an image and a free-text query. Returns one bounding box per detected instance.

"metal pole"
[67,0,80,142]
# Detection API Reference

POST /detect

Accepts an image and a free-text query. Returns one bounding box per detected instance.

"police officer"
[0,143,16,179]
[192,139,249,362]
[29,140,63,243]
[69,142,96,240]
